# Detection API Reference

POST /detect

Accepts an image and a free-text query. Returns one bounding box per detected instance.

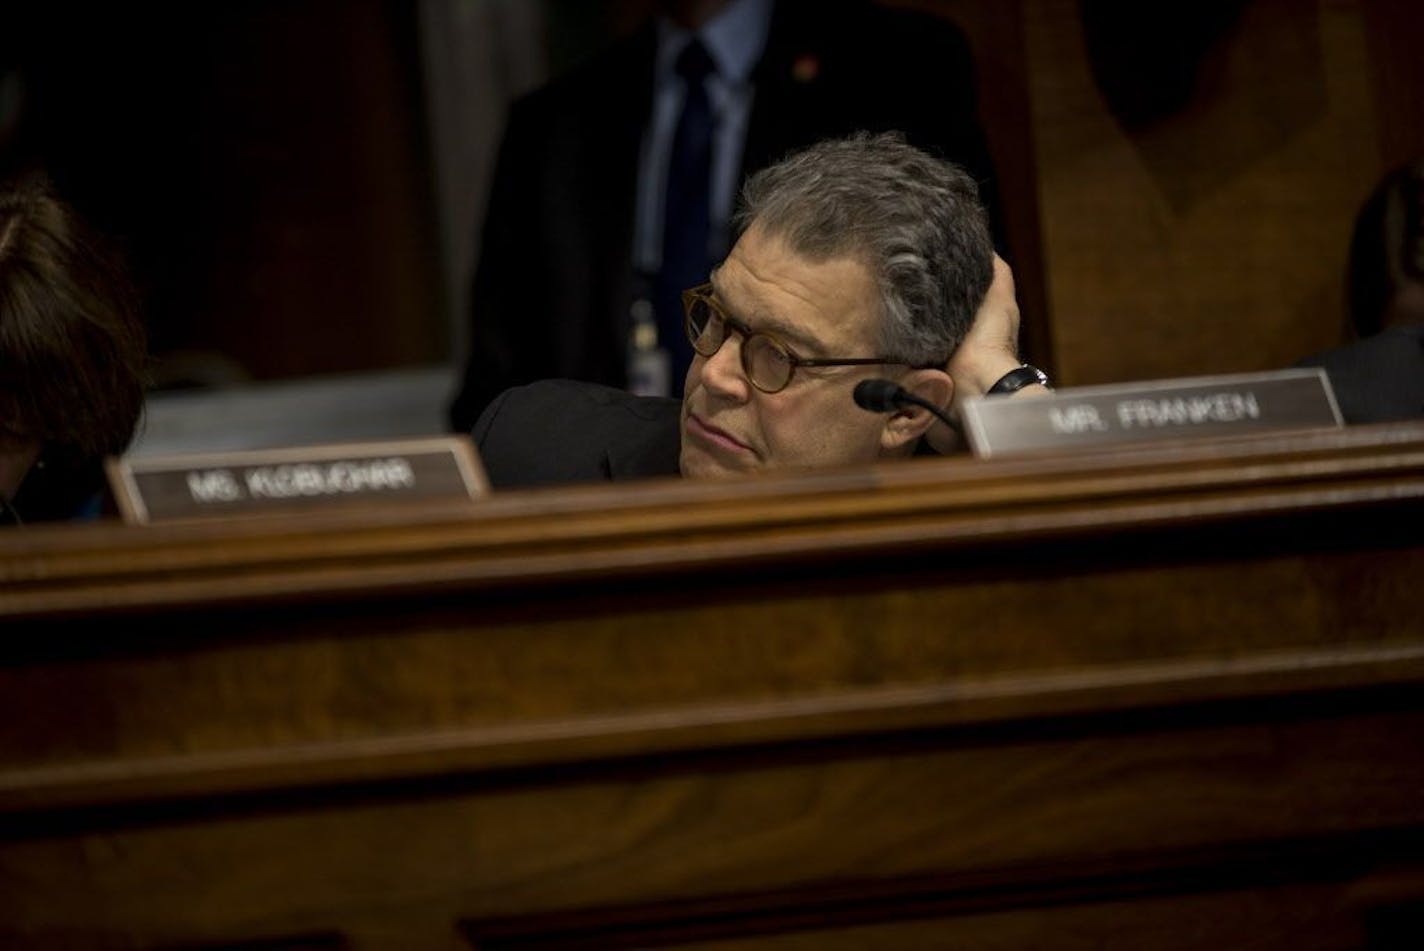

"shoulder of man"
[1295,325,1424,424]
[472,380,682,489]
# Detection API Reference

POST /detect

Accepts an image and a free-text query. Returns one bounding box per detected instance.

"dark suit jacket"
[1296,324,1424,424]
[473,380,682,488]
[471,377,953,489]
[449,0,1000,431]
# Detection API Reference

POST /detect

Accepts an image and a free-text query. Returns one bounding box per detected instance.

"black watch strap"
[986,364,1050,396]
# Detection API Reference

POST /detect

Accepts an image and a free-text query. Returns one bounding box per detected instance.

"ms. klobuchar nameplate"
[105,436,489,525]
[961,368,1342,457]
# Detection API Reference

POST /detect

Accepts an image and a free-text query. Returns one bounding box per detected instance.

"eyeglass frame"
[681,283,915,394]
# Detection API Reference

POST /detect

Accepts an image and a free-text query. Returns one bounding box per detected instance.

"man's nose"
[699,334,752,401]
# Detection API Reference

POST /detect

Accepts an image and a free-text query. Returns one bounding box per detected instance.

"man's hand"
[927,254,1030,454]
[949,254,1024,406]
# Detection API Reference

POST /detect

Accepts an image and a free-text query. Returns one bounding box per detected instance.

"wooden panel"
[628,883,1368,950]
[3,425,1424,946]
[1361,0,1424,166]
[2,707,1421,946]
[1024,0,1405,385]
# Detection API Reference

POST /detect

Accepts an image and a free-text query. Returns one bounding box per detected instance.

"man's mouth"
[686,413,753,455]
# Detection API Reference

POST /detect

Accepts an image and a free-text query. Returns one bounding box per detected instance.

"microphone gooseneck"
[852,378,957,431]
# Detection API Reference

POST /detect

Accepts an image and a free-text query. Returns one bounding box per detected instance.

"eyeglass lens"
[684,296,795,392]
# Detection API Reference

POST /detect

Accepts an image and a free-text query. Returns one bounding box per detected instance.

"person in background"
[472,133,1047,488]
[449,0,1002,432]
[1298,160,1424,424]
[0,180,147,525]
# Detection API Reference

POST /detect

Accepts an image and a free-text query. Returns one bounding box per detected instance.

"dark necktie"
[655,38,717,388]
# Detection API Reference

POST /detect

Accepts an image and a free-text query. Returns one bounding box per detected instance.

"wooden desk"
[3,425,1424,948]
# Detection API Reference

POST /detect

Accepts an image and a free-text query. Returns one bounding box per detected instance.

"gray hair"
[733,132,994,366]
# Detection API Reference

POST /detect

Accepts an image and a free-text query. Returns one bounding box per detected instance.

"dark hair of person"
[0,179,148,521]
[733,131,995,368]
[1347,160,1424,338]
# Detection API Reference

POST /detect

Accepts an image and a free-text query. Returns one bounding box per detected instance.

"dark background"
[3,1,1421,401]
[2,1,441,388]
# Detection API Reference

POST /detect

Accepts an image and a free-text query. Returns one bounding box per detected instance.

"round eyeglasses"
[681,284,906,394]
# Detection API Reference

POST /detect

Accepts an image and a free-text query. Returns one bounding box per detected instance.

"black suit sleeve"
[472,380,682,488]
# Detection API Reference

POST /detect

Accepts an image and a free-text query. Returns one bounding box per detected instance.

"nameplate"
[961,368,1342,457]
[105,436,489,525]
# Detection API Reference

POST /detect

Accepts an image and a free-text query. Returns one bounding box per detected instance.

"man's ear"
[879,368,954,453]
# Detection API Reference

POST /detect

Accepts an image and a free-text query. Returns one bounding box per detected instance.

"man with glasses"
[447,0,1006,433]
[473,133,1046,486]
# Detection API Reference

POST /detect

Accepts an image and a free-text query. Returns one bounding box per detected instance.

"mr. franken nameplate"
[106,436,489,524]
[962,369,1342,457]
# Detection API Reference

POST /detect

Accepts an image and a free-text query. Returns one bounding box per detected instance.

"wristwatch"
[986,364,1050,396]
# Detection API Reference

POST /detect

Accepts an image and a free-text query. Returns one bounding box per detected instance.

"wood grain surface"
[2,424,1423,947]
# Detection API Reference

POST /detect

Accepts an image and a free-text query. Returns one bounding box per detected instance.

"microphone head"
[853,378,906,413]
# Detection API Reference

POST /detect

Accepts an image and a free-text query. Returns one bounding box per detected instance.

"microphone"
[853,378,957,431]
